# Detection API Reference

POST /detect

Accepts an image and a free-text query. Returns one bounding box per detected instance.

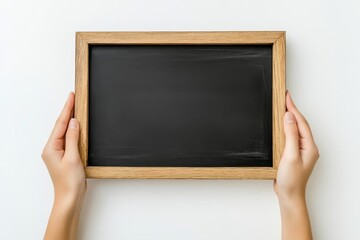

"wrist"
[277,193,307,211]
[276,186,306,203]
[54,191,85,210]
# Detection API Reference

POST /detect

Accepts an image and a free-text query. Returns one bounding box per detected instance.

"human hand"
[274,92,319,240]
[42,92,86,205]
[274,92,319,201]
[42,92,86,240]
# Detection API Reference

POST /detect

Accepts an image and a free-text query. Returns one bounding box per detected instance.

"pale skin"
[42,92,86,240]
[42,91,319,240]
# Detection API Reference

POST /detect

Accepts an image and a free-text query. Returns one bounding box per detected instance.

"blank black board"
[88,45,273,167]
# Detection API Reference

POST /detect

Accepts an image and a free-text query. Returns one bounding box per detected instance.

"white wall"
[0,0,359,239]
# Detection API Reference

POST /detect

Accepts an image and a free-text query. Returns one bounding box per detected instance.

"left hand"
[42,92,86,204]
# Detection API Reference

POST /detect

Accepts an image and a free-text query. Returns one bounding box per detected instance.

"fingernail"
[285,111,295,124]
[69,118,77,129]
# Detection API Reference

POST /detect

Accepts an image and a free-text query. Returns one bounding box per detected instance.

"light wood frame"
[75,31,286,179]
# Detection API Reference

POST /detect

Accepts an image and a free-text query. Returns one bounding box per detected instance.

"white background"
[0,0,359,239]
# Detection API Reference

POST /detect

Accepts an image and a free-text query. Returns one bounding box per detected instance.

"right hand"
[274,92,320,201]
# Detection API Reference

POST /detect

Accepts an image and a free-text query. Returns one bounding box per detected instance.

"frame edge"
[272,32,286,170]
[75,32,89,168]
[86,167,277,179]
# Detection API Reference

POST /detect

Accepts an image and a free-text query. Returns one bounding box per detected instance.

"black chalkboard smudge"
[88,45,272,167]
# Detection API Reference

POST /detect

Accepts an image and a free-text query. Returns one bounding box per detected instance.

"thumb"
[64,118,80,160]
[283,111,300,160]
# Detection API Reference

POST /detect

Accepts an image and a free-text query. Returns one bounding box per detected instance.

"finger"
[286,92,315,145]
[64,118,81,163]
[48,92,75,146]
[283,111,300,161]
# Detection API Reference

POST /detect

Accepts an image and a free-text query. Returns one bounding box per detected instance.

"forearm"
[278,195,312,240]
[69,195,84,240]
[44,195,83,240]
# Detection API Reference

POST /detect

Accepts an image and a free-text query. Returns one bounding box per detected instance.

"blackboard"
[88,45,272,167]
[74,32,286,179]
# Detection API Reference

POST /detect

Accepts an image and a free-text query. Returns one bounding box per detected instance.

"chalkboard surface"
[88,45,272,167]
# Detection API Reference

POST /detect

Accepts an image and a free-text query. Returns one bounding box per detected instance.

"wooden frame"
[75,31,286,179]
